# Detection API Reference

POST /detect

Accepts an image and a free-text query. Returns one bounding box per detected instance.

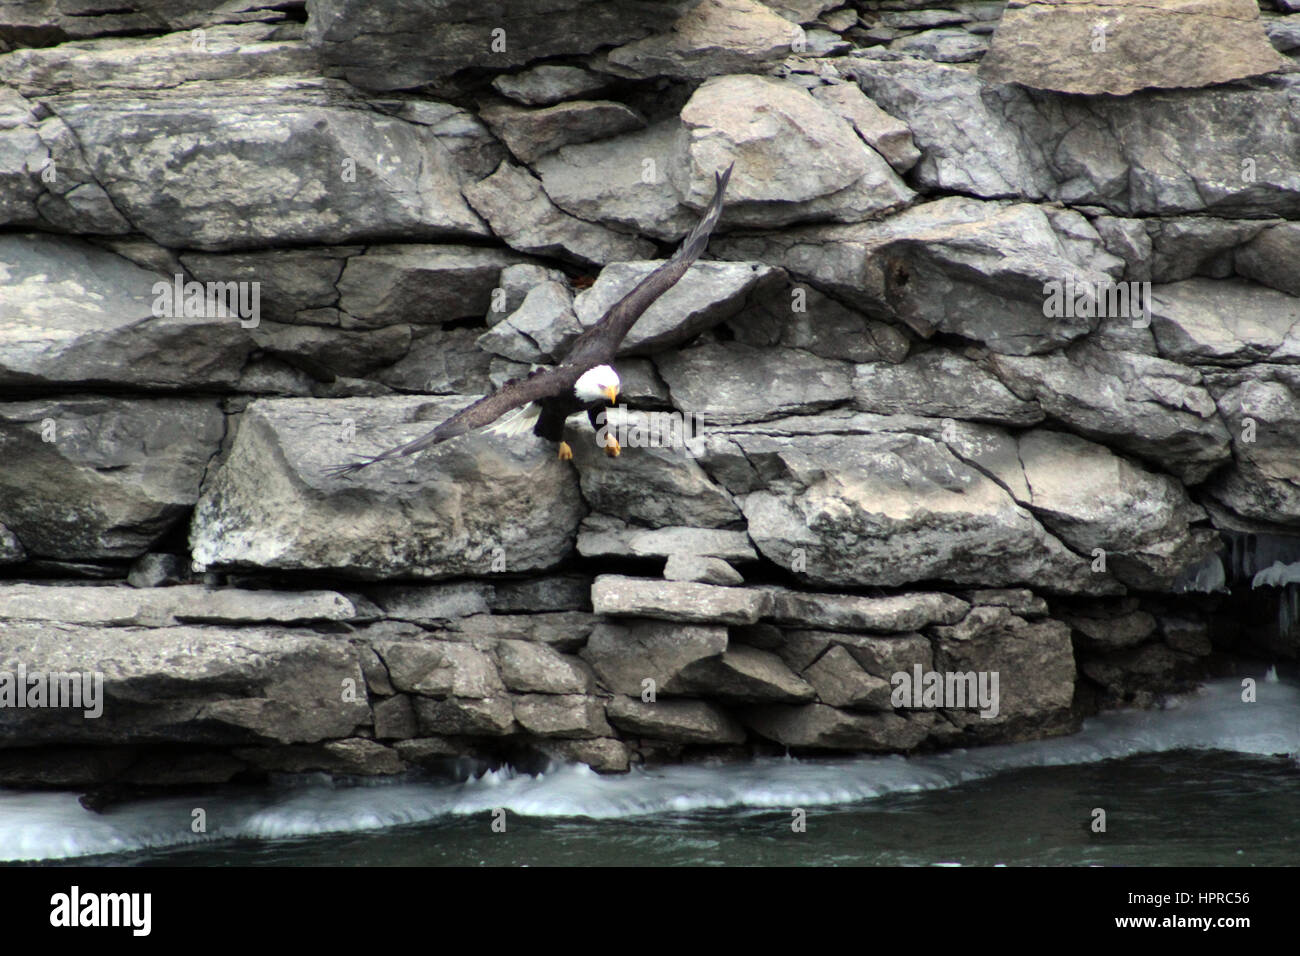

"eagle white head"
[575,364,620,405]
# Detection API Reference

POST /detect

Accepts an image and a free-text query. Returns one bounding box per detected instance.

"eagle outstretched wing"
[562,163,734,371]
[323,367,575,477]
[325,164,734,477]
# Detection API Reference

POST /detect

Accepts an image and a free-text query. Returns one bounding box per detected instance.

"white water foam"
[2,677,1297,862]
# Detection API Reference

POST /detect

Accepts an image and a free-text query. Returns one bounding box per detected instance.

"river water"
[3,678,1297,866]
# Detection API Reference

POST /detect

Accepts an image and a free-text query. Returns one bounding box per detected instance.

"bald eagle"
[326,164,733,477]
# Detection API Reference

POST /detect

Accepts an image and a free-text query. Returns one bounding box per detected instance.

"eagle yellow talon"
[557,441,573,461]
[603,436,621,458]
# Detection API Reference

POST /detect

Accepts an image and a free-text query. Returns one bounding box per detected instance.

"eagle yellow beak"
[603,385,619,405]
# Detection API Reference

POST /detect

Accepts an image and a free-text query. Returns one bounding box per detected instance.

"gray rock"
[1146,218,1274,283]
[743,703,930,751]
[891,26,989,61]
[373,640,505,699]
[190,397,583,578]
[0,622,369,746]
[605,696,746,743]
[989,340,1233,485]
[732,282,911,364]
[536,75,914,238]
[495,641,592,694]
[714,197,1116,355]
[377,327,494,395]
[1235,222,1300,297]
[574,260,782,355]
[488,575,593,613]
[931,606,1076,740]
[677,644,816,702]
[370,99,508,181]
[965,588,1050,618]
[306,0,677,89]
[480,99,645,163]
[234,739,405,776]
[855,349,1044,426]
[1150,279,1300,366]
[569,412,740,527]
[443,611,598,653]
[803,645,894,710]
[0,396,224,560]
[0,23,319,97]
[765,0,841,22]
[1205,365,1300,526]
[533,122,696,242]
[532,737,632,773]
[464,162,655,266]
[1062,604,1158,651]
[48,78,489,250]
[663,554,744,585]
[491,64,611,106]
[657,342,854,425]
[1015,430,1217,590]
[979,0,1292,95]
[1079,643,1202,699]
[1092,216,1155,281]
[576,515,757,561]
[708,426,1107,593]
[0,525,26,565]
[373,695,418,739]
[477,277,584,363]
[581,619,729,695]
[512,694,612,738]
[335,244,528,328]
[591,575,770,624]
[248,321,412,380]
[490,264,563,325]
[857,59,1300,217]
[677,74,915,228]
[809,81,921,173]
[0,234,253,390]
[178,245,354,328]
[603,0,804,78]
[765,588,969,632]
[0,583,359,626]
[414,696,518,736]
[368,581,492,623]
[832,631,934,680]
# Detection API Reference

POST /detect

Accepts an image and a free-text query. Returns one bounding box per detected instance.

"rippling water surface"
[4,678,1297,866]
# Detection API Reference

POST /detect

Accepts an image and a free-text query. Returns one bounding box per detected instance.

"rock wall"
[1,0,1299,789]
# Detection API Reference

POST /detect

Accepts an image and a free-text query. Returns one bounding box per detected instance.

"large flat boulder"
[46,78,488,250]
[0,622,370,746]
[190,397,584,578]
[856,59,1300,217]
[701,421,1112,593]
[713,197,1120,355]
[980,0,1293,95]
[305,0,681,90]
[0,234,253,389]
